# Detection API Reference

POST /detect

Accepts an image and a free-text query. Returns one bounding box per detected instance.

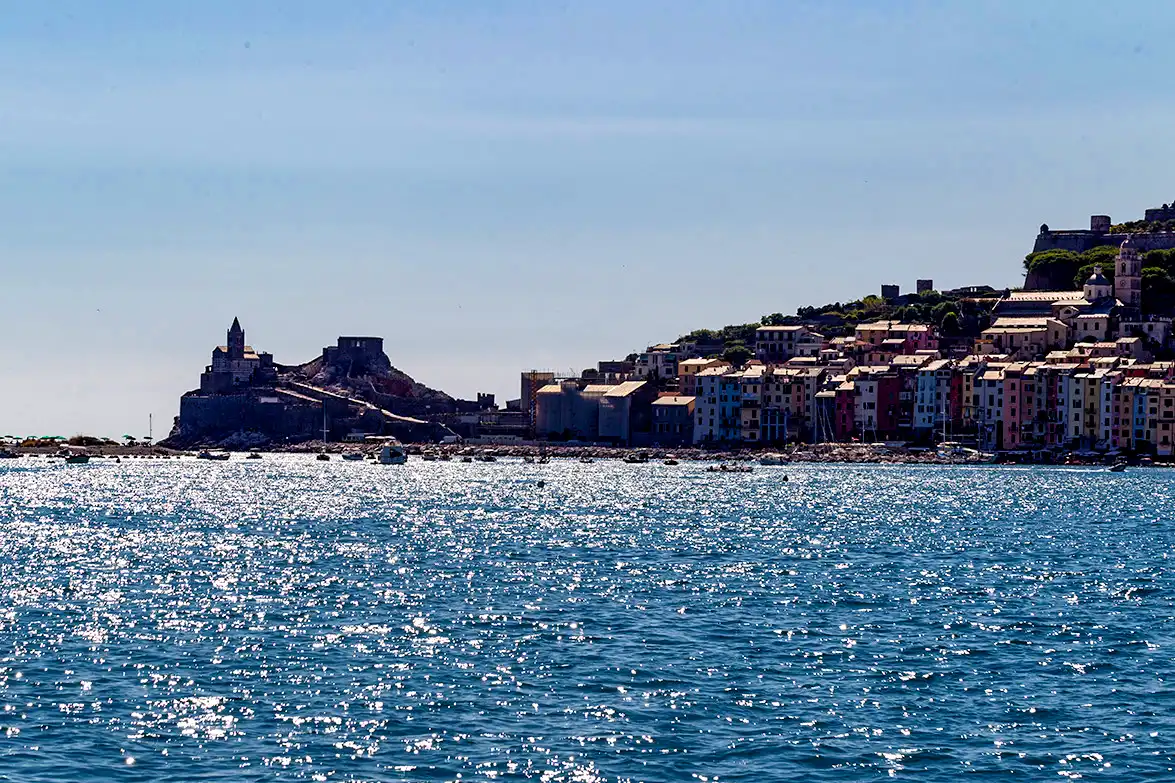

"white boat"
[377,445,408,465]
[759,454,786,466]
[937,441,979,458]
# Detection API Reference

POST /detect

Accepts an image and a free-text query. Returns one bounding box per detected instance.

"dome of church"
[1086,268,1109,287]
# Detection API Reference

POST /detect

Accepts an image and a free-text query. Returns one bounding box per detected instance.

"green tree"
[723,343,753,367]
[931,301,959,323]
[939,312,960,335]
[1072,262,1115,290]
[1142,267,1175,315]
[1078,244,1120,268]
[1144,248,1175,276]
[760,312,787,326]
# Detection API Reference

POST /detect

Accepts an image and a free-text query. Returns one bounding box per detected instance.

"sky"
[4,0,1175,437]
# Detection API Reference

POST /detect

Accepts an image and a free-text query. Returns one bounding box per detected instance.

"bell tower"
[1115,236,1142,312]
[227,317,246,360]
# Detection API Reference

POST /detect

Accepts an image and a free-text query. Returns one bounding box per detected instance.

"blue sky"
[3,1,1175,437]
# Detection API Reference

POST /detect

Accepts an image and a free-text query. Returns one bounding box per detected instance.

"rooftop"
[652,395,696,407]
[604,380,649,398]
[678,358,727,368]
[991,316,1058,327]
[1004,290,1087,302]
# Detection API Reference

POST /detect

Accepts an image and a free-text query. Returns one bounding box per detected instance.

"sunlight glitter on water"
[0,457,1174,780]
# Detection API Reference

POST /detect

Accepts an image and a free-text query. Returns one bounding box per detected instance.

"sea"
[0,456,1173,781]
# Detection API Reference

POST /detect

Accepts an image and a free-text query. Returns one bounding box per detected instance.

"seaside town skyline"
[6,2,1175,436]
[116,201,1175,459]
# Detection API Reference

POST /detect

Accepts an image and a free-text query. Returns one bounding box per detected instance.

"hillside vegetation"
[674,289,997,364]
[1024,246,1175,313]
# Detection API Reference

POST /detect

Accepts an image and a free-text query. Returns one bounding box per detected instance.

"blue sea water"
[1,457,1173,781]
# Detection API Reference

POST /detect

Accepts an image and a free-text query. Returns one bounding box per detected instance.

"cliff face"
[1023,266,1076,291]
[284,351,457,418]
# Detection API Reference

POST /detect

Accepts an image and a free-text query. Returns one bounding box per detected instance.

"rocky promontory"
[161,325,467,449]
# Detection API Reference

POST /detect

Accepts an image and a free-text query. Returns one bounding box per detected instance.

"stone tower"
[1115,236,1142,312]
[227,317,246,360]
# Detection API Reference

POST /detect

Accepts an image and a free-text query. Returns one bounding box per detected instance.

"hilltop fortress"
[1028,201,1175,291]
[1033,202,1175,255]
[163,319,468,449]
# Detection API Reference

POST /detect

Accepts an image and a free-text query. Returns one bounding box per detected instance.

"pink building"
[854,322,939,354]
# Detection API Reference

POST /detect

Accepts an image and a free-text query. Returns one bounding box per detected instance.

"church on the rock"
[199,318,277,393]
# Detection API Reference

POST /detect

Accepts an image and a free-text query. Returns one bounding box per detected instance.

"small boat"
[461,456,473,463]
[623,453,649,464]
[246,452,262,460]
[0,450,18,459]
[378,445,408,465]
[759,454,786,466]
[197,451,231,461]
[663,458,679,466]
[707,463,752,473]
[537,456,550,465]
[316,453,330,461]
[341,452,365,461]
[422,453,438,462]
[579,457,594,464]
[477,454,497,463]
[65,454,90,465]
[1109,462,1126,473]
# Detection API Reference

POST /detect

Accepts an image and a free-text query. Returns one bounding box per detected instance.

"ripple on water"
[0,458,1174,780]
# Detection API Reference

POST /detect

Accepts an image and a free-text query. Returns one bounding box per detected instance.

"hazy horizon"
[4,1,1175,437]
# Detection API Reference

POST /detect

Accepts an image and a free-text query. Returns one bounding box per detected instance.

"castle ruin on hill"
[162,319,466,449]
[1033,203,1175,255]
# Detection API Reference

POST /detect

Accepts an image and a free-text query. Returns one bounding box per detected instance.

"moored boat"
[378,445,408,465]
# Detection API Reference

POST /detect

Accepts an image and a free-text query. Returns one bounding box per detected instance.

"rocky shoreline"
[263,441,997,465]
[3,442,1156,468]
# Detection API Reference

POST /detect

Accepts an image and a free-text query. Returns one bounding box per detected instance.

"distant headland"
[159,319,486,449]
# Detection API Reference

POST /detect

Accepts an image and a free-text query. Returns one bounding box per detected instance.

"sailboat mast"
[942,386,947,445]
